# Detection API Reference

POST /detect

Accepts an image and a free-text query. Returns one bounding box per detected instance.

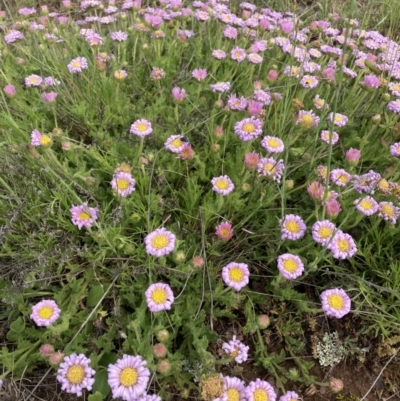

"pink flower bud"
[153,343,168,358]
[244,152,260,169]
[257,315,270,329]
[3,84,16,97]
[40,344,54,356]
[247,100,263,116]
[326,199,341,218]
[308,181,324,200]
[267,69,278,82]
[214,126,224,137]
[322,68,336,81]
[49,352,64,365]
[191,256,204,269]
[62,0,72,8]
[279,20,294,34]
[157,359,171,374]
[215,221,233,240]
[62,142,71,150]
[329,378,344,393]
[259,18,271,30]
[345,148,361,166]
[171,87,187,102]
[156,329,170,342]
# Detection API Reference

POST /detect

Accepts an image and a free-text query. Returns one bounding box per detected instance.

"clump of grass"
[1,1,400,400]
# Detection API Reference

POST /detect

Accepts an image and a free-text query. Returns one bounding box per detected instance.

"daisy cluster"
[4,0,400,396]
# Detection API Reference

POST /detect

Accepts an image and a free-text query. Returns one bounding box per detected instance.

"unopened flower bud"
[345,148,361,166]
[241,183,251,192]
[49,352,64,365]
[156,329,170,342]
[156,359,171,374]
[61,141,71,150]
[326,199,341,218]
[372,114,381,124]
[40,344,54,356]
[267,69,278,82]
[382,93,391,102]
[153,343,168,358]
[211,143,220,153]
[285,179,294,189]
[52,128,63,136]
[130,213,141,223]
[215,99,224,109]
[191,256,204,269]
[85,177,96,186]
[257,315,270,329]
[214,126,224,137]
[329,378,344,393]
[174,251,186,263]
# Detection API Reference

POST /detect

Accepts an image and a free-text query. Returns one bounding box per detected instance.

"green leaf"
[92,369,110,398]
[88,391,104,401]
[87,285,104,307]
[10,316,25,333]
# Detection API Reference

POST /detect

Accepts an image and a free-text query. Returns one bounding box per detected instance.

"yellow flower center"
[66,365,85,385]
[39,135,52,146]
[337,239,350,252]
[242,123,256,133]
[117,178,129,190]
[381,204,394,217]
[151,234,169,250]
[78,211,91,221]
[72,61,82,68]
[215,179,229,190]
[253,388,268,401]
[338,175,349,183]
[292,67,299,74]
[285,221,300,233]
[227,388,240,401]
[267,138,280,148]
[119,367,138,387]
[38,306,54,320]
[378,179,389,191]
[151,288,168,304]
[171,138,183,148]
[327,294,344,310]
[300,115,314,128]
[334,115,343,123]
[235,51,243,58]
[318,227,332,239]
[136,123,148,132]
[230,348,239,358]
[360,199,372,210]
[262,163,276,174]
[282,259,298,273]
[228,267,244,282]
[114,71,125,80]
[315,99,324,107]
[28,77,41,84]
[219,228,231,237]
[305,78,313,85]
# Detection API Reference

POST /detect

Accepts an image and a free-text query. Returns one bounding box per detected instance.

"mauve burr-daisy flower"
[313,95,328,109]
[320,288,351,318]
[41,92,58,102]
[279,391,300,401]
[296,110,320,129]
[388,82,400,96]
[214,376,246,401]
[56,353,95,396]
[110,30,128,41]
[31,300,61,327]
[130,119,152,137]
[261,136,285,153]
[165,135,186,153]
[352,170,381,193]
[247,53,263,64]
[300,75,319,88]
[312,220,336,246]
[257,158,284,182]
[67,57,88,73]
[354,196,379,216]
[114,70,128,80]
[4,30,24,44]
[150,67,165,80]
[330,168,352,187]
[327,231,357,259]
[145,283,174,312]
[234,118,263,141]
[144,228,176,257]
[284,65,302,78]
[388,99,400,114]
[228,94,248,110]
[25,74,43,87]
[277,254,304,280]
[245,379,277,401]
[192,68,208,81]
[216,221,233,240]
[244,152,260,169]
[212,49,227,59]
[222,335,249,363]
[320,130,339,145]
[172,87,187,102]
[224,25,238,39]
[328,112,348,127]
[31,129,52,147]
[247,100,263,116]
[378,201,400,224]
[70,203,99,230]
[210,82,231,92]
[280,214,306,241]
[231,47,246,62]
[108,355,150,401]
[222,262,249,291]
[390,142,400,157]
[211,175,235,195]
[111,172,136,197]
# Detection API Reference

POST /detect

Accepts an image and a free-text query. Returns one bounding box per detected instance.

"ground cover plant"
[1,0,400,400]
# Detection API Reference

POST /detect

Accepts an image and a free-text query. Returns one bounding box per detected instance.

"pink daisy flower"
[67,57,88,73]
[212,49,227,60]
[277,254,304,280]
[130,119,152,137]
[145,283,174,312]
[330,168,352,186]
[257,158,285,182]
[300,75,319,88]
[222,262,249,291]
[279,391,300,401]
[165,135,186,153]
[327,231,357,259]
[231,47,246,62]
[245,379,277,401]
[215,376,246,401]
[222,335,249,363]
[210,82,231,92]
[247,53,263,64]
[192,68,208,81]
[320,288,351,318]
[111,172,136,197]
[390,142,400,157]
[328,112,348,127]
[234,118,263,141]
[144,228,176,257]
[296,110,320,129]
[70,203,99,229]
[261,136,284,153]
[378,201,400,224]
[320,130,339,145]
[280,214,306,240]
[354,196,378,216]
[30,300,61,327]
[312,220,336,246]
[56,354,95,397]
[211,175,235,195]
[25,74,43,87]
[108,355,150,400]
[215,221,233,240]
[31,129,52,147]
